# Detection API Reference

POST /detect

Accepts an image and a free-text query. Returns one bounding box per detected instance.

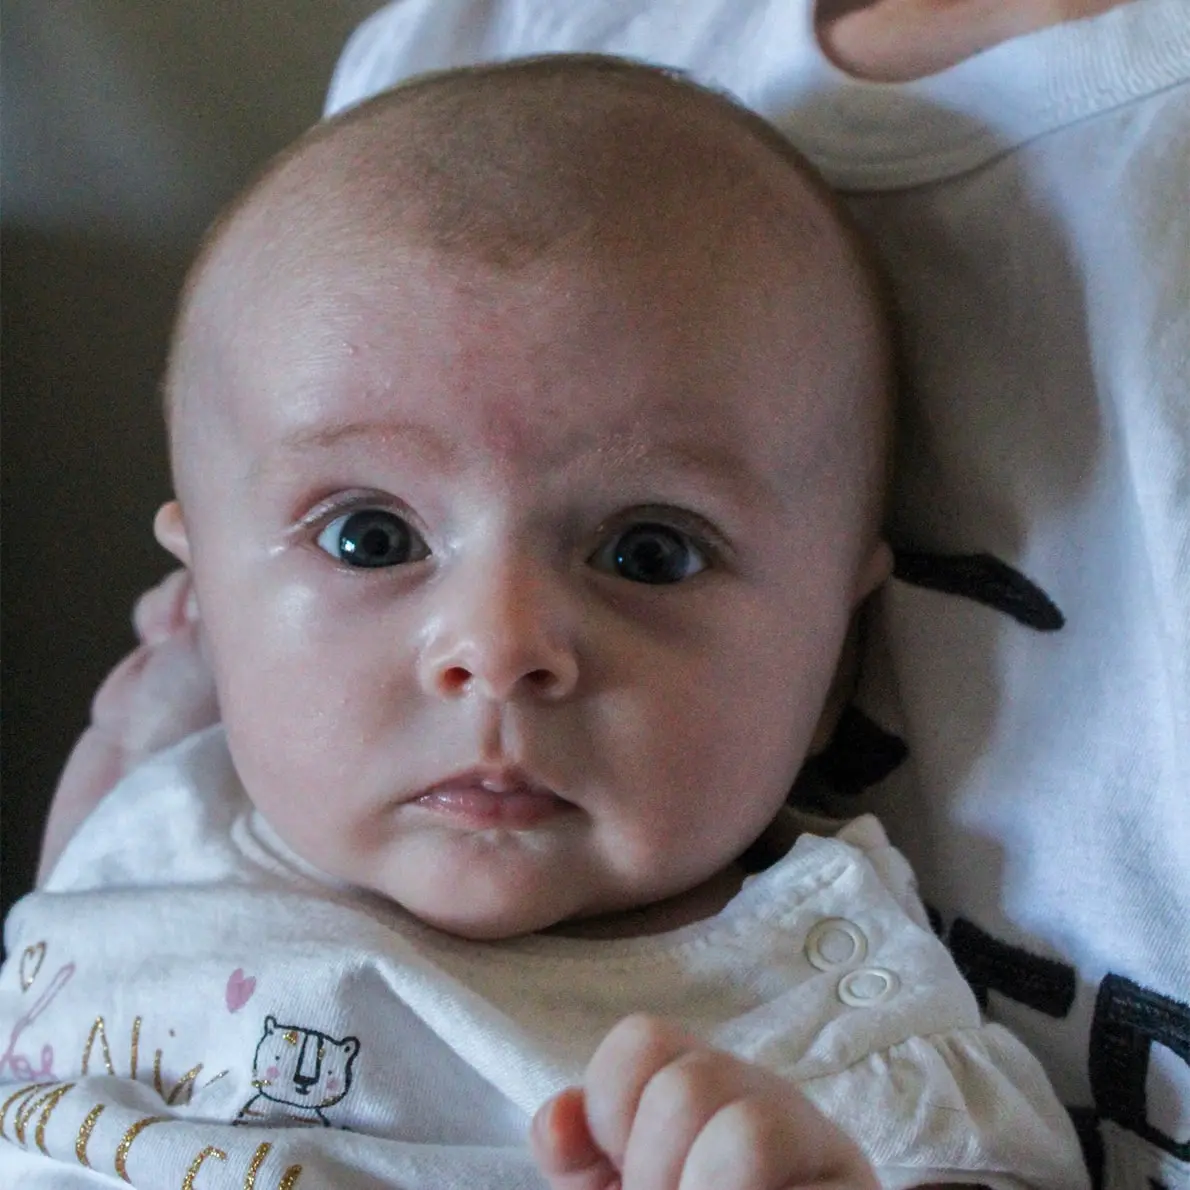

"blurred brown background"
[1,0,383,923]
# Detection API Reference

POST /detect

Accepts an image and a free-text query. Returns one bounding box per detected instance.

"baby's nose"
[417,567,579,703]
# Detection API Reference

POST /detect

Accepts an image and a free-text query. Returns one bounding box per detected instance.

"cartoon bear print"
[236,1015,360,1127]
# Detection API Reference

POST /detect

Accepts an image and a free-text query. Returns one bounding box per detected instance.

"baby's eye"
[590,522,708,585]
[316,509,429,569]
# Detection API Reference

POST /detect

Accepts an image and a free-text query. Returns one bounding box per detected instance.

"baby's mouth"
[411,767,570,829]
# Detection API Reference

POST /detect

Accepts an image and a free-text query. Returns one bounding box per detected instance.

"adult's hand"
[37,569,219,883]
[816,0,1128,82]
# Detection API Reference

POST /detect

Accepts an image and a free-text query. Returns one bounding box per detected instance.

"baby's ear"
[153,501,191,566]
[854,539,893,605]
[809,627,857,757]
[812,546,890,754]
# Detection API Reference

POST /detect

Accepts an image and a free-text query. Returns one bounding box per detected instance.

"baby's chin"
[404,901,572,941]
[245,807,549,933]
[380,864,746,943]
[367,862,616,941]
[281,839,596,940]
[251,805,740,942]
[342,863,688,942]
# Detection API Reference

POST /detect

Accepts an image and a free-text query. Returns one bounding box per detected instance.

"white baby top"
[327,5,1190,1189]
[1,728,1085,1188]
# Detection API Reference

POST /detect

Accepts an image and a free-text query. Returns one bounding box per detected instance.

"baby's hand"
[531,1014,879,1190]
[38,568,219,882]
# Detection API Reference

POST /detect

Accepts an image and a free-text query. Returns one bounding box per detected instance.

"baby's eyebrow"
[251,418,458,482]
[283,419,456,460]
[251,418,783,511]
[605,440,784,512]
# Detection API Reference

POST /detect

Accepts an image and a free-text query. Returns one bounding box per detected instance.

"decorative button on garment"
[837,967,900,1008]
[805,918,869,971]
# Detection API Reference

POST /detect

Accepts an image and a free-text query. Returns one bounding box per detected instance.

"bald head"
[203,55,875,264]
[165,55,893,542]
[172,60,887,375]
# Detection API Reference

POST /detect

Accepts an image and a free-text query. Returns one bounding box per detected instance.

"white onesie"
[0,728,1085,1188]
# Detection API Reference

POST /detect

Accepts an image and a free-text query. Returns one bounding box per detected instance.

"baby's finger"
[678,1087,878,1190]
[90,626,219,755]
[133,568,196,644]
[620,1048,753,1190]
[582,1014,701,1169]
[530,1087,620,1190]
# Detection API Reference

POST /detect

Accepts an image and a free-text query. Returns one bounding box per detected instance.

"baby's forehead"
[173,224,835,526]
[180,169,825,418]
[168,61,886,500]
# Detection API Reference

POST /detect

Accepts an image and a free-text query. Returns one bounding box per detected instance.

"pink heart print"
[225,968,256,1013]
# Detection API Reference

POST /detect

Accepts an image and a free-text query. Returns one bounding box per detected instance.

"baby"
[1,57,1087,1188]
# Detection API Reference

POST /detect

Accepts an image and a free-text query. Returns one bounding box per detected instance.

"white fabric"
[325,4,1190,1187]
[1,728,1085,1188]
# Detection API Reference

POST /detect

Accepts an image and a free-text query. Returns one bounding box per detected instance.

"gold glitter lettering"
[182,1145,226,1188]
[19,941,47,989]
[0,1082,44,1139]
[114,1115,167,1181]
[154,1047,164,1098]
[32,1082,74,1154]
[166,1062,204,1106]
[243,1143,270,1189]
[239,1145,302,1190]
[284,1031,298,1046]
[14,1084,67,1146]
[76,1103,105,1167]
[82,1017,115,1075]
[130,1016,142,1081]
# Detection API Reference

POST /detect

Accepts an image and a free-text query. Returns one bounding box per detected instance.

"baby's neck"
[547,807,807,940]
[547,862,749,941]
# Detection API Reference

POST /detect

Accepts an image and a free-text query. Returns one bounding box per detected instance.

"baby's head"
[157,56,893,939]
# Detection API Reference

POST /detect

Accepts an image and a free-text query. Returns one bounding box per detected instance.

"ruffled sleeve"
[800,1020,1089,1188]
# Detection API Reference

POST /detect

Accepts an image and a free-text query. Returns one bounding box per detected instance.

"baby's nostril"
[440,665,472,693]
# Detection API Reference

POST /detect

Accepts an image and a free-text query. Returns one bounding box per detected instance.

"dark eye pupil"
[339,511,412,568]
[614,524,690,585]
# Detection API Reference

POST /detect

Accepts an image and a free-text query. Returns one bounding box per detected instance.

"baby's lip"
[418,764,558,797]
[410,765,570,828]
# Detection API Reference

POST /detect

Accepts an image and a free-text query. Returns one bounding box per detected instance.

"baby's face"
[166,222,886,939]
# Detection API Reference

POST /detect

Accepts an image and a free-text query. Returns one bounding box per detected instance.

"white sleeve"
[785,818,1091,1188]
[802,1025,1091,1189]
[835,814,934,933]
